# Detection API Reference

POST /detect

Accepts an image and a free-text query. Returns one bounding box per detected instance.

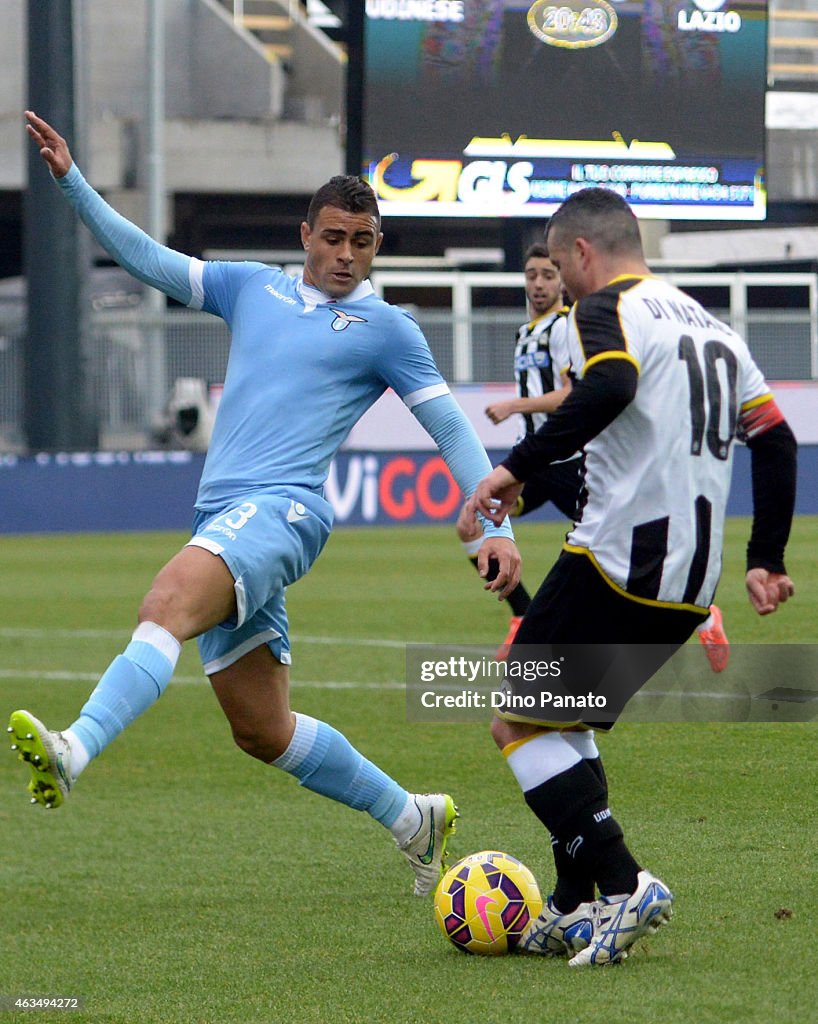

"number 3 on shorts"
[223,502,258,531]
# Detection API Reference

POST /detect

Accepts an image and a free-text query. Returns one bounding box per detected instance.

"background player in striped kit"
[457,245,577,655]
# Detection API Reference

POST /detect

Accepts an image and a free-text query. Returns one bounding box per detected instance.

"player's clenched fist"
[745,567,795,616]
[25,110,74,178]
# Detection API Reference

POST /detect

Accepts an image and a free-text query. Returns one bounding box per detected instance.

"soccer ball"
[434,850,543,956]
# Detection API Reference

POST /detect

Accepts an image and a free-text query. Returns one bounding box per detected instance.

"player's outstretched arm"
[502,359,636,482]
[25,110,73,178]
[468,466,523,525]
[409,392,520,598]
[25,110,194,306]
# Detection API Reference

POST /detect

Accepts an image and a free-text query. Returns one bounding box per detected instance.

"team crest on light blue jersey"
[329,308,368,332]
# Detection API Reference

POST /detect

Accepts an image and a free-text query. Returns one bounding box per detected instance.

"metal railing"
[370,270,818,385]
[1,270,816,451]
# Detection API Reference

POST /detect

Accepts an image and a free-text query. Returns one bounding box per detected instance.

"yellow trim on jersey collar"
[606,273,653,286]
[583,350,641,375]
[526,305,567,332]
[561,544,711,615]
[526,312,550,331]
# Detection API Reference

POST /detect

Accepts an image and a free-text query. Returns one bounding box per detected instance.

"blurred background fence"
[1,269,816,451]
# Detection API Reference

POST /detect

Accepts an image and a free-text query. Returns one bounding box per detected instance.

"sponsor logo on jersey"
[264,284,297,305]
[515,350,550,371]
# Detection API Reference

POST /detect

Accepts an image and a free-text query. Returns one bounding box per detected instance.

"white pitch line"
[0,668,763,701]
[0,628,125,639]
[0,667,404,689]
[0,627,412,649]
[298,634,411,649]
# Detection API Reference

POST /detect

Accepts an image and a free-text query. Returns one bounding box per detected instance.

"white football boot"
[518,895,597,956]
[568,870,673,967]
[397,793,458,896]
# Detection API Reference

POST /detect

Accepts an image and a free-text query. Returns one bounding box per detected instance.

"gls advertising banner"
[363,0,768,220]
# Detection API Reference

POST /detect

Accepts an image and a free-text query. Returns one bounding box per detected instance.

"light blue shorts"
[188,489,332,675]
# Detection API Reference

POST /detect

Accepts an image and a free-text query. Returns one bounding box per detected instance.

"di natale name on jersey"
[640,293,732,334]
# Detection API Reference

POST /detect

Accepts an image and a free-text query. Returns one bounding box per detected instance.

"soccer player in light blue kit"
[10,111,521,896]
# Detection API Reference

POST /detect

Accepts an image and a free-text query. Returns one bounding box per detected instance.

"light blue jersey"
[55,163,513,668]
[188,260,450,509]
[57,164,512,539]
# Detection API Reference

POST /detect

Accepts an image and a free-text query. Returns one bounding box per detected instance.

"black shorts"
[501,550,709,730]
[516,457,583,521]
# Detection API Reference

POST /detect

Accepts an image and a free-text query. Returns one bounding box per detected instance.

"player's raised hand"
[477,536,521,601]
[745,567,795,615]
[25,110,73,178]
[469,465,523,525]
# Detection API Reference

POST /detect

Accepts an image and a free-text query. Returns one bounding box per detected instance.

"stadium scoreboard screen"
[362,0,768,220]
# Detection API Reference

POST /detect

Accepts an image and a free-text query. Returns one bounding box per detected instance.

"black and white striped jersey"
[563,274,772,610]
[513,309,571,437]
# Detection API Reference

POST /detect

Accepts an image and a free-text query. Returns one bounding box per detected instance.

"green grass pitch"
[1,518,816,1024]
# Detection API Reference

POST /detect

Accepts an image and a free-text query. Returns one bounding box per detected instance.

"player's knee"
[137,587,194,643]
[490,716,514,750]
[231,723,289,763]
[137,587,173,627]
[138,578,232,642]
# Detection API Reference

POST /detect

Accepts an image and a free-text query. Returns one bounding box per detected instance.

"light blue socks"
[67,622,180,772]
[272,712,410,827]
[66,634,413,834]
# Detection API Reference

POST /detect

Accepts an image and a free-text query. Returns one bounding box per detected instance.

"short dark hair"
[523,242,552,265]
[307,175,381,229]
[546,188,642,257]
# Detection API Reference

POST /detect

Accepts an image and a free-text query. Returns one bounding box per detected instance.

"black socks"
[524,759,640,909]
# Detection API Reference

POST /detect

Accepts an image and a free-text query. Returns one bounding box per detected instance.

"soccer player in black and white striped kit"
[471,188,796,966]
[457,245,579,654]
[460,243,731,669]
